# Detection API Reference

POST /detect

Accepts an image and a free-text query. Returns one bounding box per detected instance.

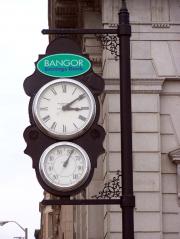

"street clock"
[23,37,105,196]
[32,78,96,140]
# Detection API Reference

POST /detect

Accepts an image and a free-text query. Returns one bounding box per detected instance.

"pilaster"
[160,80,180,238]
[102,79,164,239]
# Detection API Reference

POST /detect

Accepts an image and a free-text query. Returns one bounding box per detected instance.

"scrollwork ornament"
[95,34,119,60]
[92,171,122,199]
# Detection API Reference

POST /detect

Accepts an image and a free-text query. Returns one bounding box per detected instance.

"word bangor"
[44,59,84,67]
[37,54,91,77]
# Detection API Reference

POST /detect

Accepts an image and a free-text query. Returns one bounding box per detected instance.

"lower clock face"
[39,142,91,192]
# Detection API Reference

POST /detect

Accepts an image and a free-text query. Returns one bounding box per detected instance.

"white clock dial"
[32,78,96,139]
[39,142,91,191]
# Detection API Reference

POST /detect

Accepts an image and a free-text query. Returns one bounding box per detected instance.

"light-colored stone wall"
[160,81,180,238]
[102,81,163,239]
[82,0,180,239]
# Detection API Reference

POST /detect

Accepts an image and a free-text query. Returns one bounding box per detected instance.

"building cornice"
[104,78,165,93]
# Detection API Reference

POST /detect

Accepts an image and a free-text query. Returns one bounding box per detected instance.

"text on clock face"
[39,142,91,191]
[44,146,86,186]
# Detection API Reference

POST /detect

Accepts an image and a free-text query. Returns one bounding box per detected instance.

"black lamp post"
[118,1,135,238]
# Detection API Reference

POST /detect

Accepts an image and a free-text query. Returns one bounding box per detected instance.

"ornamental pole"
[118,1,135,238]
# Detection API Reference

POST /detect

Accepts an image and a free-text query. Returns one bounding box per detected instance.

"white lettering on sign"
[44,59,84,67]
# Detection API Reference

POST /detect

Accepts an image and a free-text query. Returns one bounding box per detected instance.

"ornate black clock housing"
[23,37,105,196]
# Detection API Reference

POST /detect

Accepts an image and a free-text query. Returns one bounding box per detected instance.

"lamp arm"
[0,221,28,239]
[8,221,25,232]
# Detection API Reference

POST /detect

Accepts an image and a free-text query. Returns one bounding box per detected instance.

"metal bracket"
[41,171,122,206]
[42,29,120,59]
[41,198,121,206]
[92,171,122,199]
[95,34,119,60]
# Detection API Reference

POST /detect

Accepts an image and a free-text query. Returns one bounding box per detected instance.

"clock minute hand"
[63,149,74,168]
[62,106,89,111]
[62,94,85,111]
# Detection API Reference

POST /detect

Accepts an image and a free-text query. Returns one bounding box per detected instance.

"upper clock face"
[39,142,91,192]
[32,78,96,139]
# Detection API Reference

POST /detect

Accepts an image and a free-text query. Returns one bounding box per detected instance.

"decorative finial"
[121,0,127,10]
[119,0,129,21]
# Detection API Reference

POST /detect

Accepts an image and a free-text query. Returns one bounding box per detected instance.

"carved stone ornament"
[152,23,170,28]
[168,148,180,206]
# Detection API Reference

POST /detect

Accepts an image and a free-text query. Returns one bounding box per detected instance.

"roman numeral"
[78,165,83,170]
[62,84,67,93]
[63,125,66,132]
[53,174,58,180]
[78,115,87,122]
[81,107,89,110]
[72,87,77,95]
[50,88,57,95]
[42,115,50,122]
[40,107,48,111]
[73,174,78,179]
[48,166,53,171]
[73,123,78,129]
[42,97,50,101]
[57,149,62,155]
[49,155,54,161]
[51,122,57,130]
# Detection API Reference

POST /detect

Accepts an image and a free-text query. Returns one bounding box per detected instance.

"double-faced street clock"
[23,37,105,196]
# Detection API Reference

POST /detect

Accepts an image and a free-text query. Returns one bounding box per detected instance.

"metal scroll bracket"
[92,170,122,199]
[95,34,119,60]
[41,170,135,207]
[41,171,122,206]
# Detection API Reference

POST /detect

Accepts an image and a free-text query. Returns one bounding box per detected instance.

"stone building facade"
[38,0,180,238]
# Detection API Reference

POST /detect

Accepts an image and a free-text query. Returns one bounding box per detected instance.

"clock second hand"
[63,149,74,168]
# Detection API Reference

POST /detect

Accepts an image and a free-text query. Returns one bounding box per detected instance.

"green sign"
[37,53,91,78]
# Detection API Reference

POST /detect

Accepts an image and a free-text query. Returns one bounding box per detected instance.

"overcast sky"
[0,1,48,238]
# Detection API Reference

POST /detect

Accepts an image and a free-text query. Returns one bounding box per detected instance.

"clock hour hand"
[63,149,74,168]
[62,94,85,111]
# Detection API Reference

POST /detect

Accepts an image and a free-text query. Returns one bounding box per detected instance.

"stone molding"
[104,78,165,93]
[104,23,173,28]
[168,148,180,206]
[152,23,170,28]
